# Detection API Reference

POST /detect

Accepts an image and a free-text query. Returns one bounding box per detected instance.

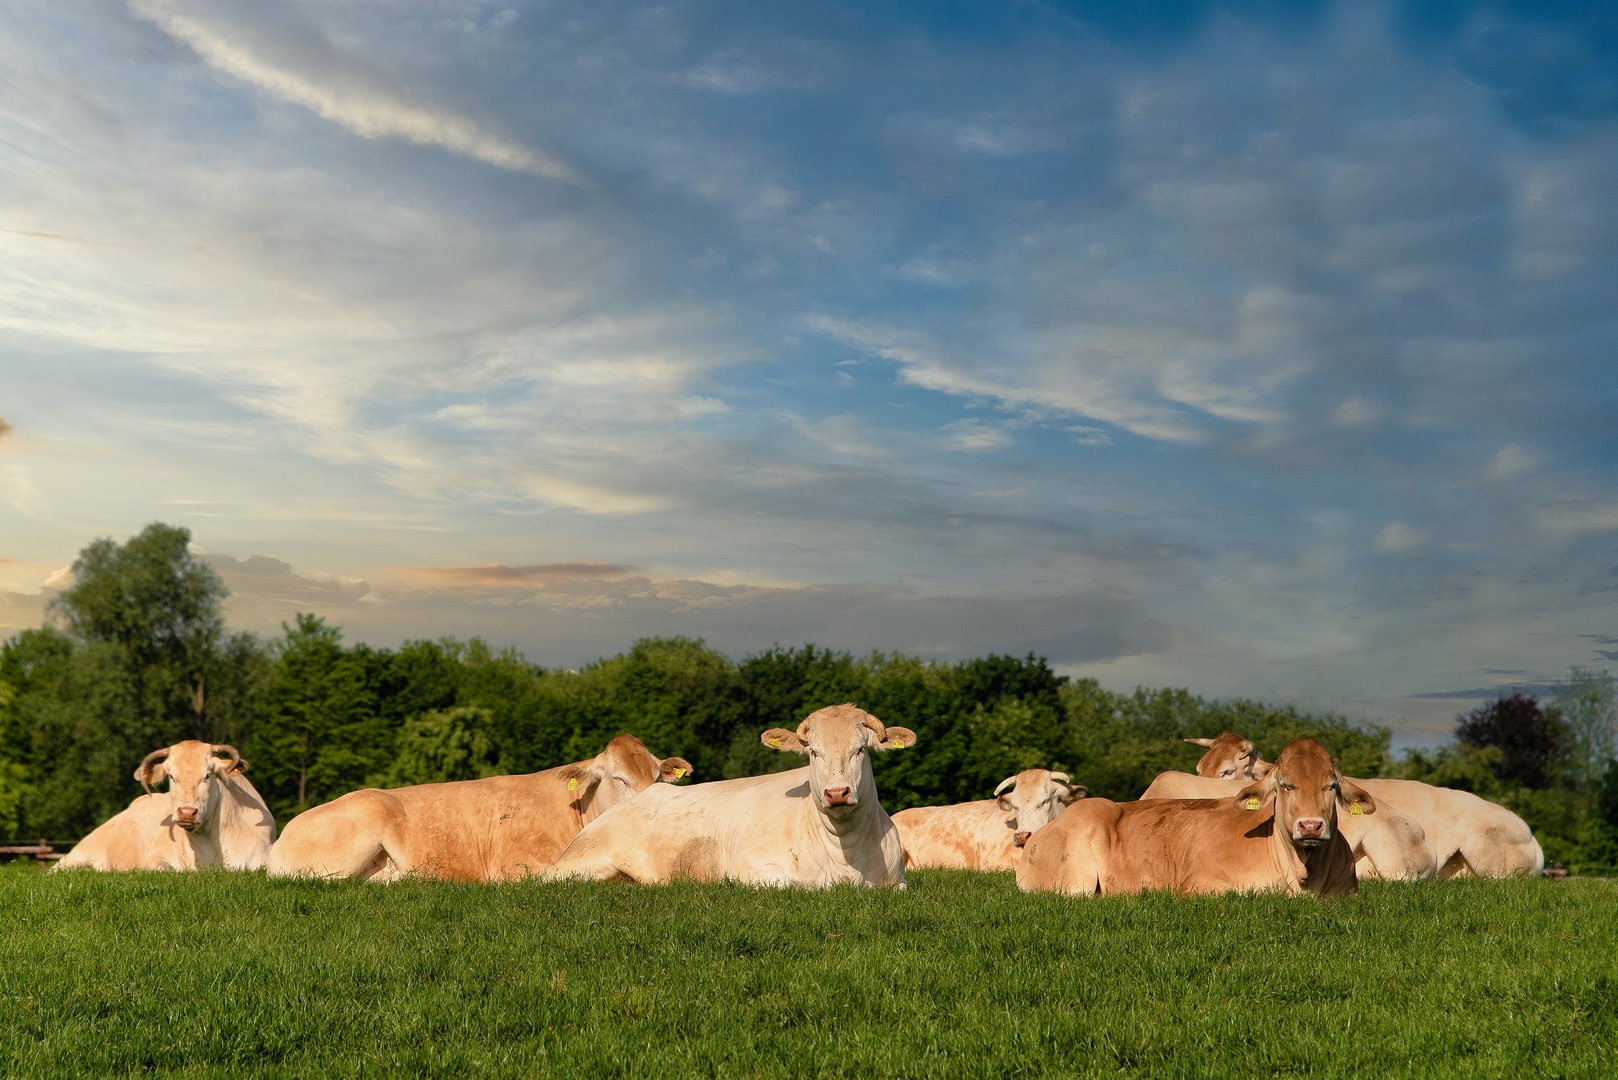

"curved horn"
[993,776,1017,797]
[1049,772,1070,786]
[136,747,170,795]
[211,744,244,774]
[861,710,887,743]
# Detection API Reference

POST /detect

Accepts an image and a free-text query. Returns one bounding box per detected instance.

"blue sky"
[2,1,1615,743]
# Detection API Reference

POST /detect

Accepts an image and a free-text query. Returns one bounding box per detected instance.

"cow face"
[995,770,1085,847]
[134,741,247,832]
[1186,733,1268,781]
[761,704,916,821]
[557,734,693,817]
[1233,738,1375,849]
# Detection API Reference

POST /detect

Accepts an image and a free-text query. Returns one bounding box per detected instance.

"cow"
[892,769,1085,871]
[1018,738,1370,898]
[543,704,915,888]
[1139,770,1437,881]
[54,742,275,872]
[1187,732,1544,878]
[265,734,692,881]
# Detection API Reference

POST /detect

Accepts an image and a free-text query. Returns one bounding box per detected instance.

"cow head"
[1232,738,1375,849]
[556,734,693,818]
[134,740,248,832]
[994,769,1085,847]
[1186,733,1269,781]
[760,704,916,821]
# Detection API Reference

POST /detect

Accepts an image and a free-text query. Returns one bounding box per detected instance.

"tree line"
[2,523,1615,872]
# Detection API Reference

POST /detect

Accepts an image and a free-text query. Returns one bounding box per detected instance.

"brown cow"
[265,734,691,881]
[1018,738,1371,897]
[892,770,1084,871]
[1188,732,1543,878]
[55,742,275,872]
[1140,770,1436,881]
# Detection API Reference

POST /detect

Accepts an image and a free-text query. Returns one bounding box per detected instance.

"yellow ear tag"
[889,741,904,750]
[567,777,579,792]
[1350,802,1364,816]
[768,738,782,748]
[1244,796,1260,811]
[673,767,686,779]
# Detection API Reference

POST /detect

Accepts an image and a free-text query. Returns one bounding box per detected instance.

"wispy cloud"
[127,0,579,181]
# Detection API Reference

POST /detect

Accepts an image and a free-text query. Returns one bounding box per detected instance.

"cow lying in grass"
[266,734,692,881]
[544,704,915,887]
[1187,732,1544,878]
[892,769,1084,871]
[55,742,275,872]
[1139,770,1436,881]
[1018,738,1367,898]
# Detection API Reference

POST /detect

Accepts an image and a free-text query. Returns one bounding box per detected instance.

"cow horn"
[861,711,887,742]
[993,776,1017,797]
[137,747,170,794]
[212,744,244,774]
[1050,772,1070,786]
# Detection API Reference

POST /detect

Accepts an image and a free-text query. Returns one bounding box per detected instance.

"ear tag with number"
[673,767,686,779]
[1244,796,1260,811]
[889,741,904,750]
[768,738,782,748]
[1350,802,1364,816]
[567,777,579,792]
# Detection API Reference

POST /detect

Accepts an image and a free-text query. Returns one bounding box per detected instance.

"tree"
[49,522,228,739]
[1554,667,1616,791]
[376,706,499,788]
[1455,691,1567,790]
[251,615,382,820]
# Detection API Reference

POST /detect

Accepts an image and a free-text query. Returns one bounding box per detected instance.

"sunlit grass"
[1,863,1613,1078]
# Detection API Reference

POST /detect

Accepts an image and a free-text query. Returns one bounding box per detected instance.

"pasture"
[1,866,1613,1078]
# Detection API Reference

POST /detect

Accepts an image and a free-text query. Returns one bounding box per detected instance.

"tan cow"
[1188,732,1544,878]
[1018,738,1369,898]
[544,704,915,888]
[55,742,275,872]
[892,770,1085,871]
[265,734,692,881]
[1140,770,1436,881]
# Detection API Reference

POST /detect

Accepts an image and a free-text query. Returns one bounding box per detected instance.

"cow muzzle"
[823,786,853,807]
[174,806,200,830]
[1293,817,1326,846]
[1013,830,1032,847]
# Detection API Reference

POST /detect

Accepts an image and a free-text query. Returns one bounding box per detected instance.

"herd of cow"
[54,704,1546,896]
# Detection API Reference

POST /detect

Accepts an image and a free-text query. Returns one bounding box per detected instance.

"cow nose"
[175,806,199,821]
[823,786,853,806]
[1296,817,1324,838]
[1013,831,1032,847]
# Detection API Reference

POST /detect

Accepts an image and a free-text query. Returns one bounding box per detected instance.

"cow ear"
[877,727,916,751]
[761,729,807,754]
[1233,776,1274,812]
[1338,778,1376,816]
[1059,784,1087,804]
[557,763,601,795]
[658,756,694,783]
[136,760,168,786]
[1183,737,1216,748]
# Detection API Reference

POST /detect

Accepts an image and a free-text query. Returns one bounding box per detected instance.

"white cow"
[55,741,275,871]
[892,769,1084,871]
[544,704,915,887]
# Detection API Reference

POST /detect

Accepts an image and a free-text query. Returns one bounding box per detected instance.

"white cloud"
[1375,522,1427,555]
[127,1,578,181]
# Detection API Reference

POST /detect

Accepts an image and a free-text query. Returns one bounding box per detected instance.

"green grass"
[1,863,1614,1079]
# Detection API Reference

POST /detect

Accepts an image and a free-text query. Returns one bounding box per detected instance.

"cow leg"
[267,791,412,880]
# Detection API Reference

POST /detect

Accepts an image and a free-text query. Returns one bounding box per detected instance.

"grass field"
[1,864,1614,1079]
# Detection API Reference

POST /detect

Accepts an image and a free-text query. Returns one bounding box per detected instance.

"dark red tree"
[1455,691,1567,789]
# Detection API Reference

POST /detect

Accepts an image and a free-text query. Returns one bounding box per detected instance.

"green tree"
[376,706,500,788]
[251,615,382,820]
[49,522,228,739]
[1554,667,1616,791]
